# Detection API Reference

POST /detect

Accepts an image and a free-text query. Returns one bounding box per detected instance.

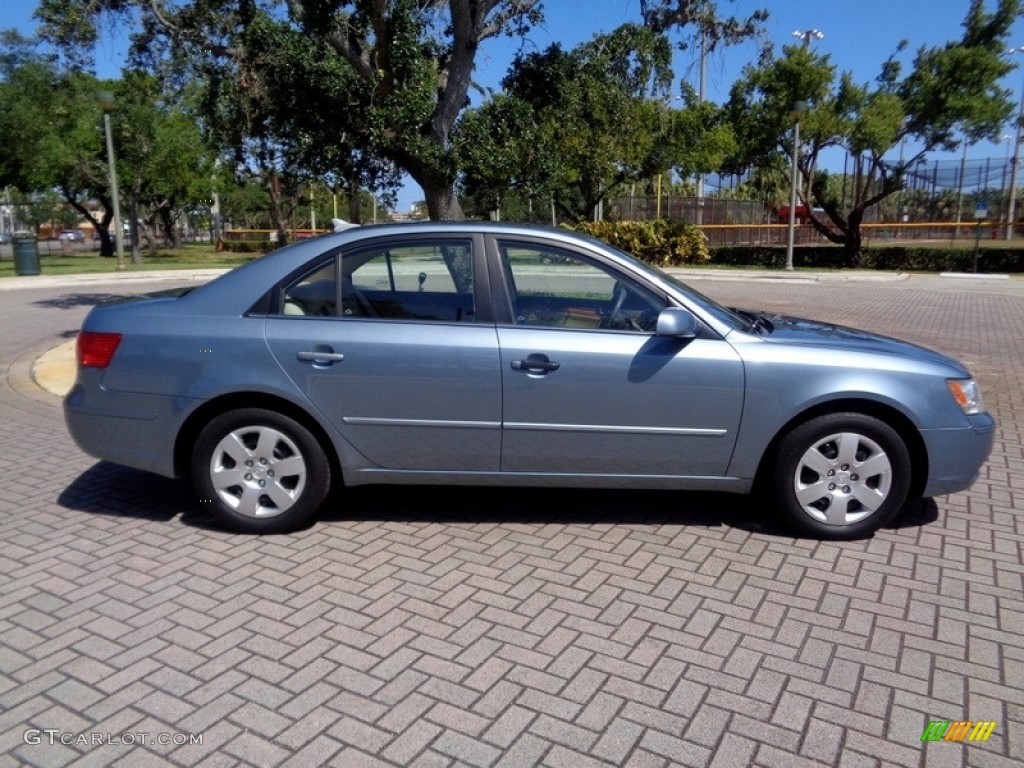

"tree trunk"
[94,211,114,257]
[128,194,142,264]
[267,171,288,246]
[348,178,361,224]
[843,208,865,266]
[157,207,178,248]
[63,195,112,256]
[143,210,159,257]
[399,150,464,220]
[421,177,464,220]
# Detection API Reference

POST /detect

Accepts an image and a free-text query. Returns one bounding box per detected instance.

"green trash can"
[12,233,40,276]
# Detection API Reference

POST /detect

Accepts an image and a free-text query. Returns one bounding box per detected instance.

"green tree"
[452,93,549,220]
[112,71,213,258]
[0,50,119,253]
[218,176,276,230]
[640,0,768,48]
[725,0,1021,262]
[231,14,400,225]
[489,24,676,222]
[0,32,211,258]
[454,5,758,224]
[35,0,544,221]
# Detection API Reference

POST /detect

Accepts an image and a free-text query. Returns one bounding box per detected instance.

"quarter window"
[282,260,337,317]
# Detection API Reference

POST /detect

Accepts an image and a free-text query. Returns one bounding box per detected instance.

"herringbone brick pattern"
[1,275,1021,767]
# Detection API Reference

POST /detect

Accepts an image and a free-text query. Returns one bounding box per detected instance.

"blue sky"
[6,0,1024,209]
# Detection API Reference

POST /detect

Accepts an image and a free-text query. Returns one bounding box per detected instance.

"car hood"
[754,312,969,374]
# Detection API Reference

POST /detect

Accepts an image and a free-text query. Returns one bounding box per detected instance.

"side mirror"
[655,307,699,339]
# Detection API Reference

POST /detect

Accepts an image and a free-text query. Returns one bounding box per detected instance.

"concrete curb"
[665,269,911,283]
[939,271,1011,279]
[0,268,229,292]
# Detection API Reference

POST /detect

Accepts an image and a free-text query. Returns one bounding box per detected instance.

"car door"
[265,235,502,472]
[492,237,744,478]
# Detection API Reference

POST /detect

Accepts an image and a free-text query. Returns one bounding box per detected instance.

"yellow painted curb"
[33,339,77,397]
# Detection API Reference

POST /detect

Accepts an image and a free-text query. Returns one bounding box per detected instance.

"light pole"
[1,186,11,236]
[1005,46,1024,241]
[695,27,707,226]
[96,91,126,271]
[954,137,969,233]
[211,158,222,246]
[793,28,825,47]
[785,101,808,271]
[309,183,317,231]
[792,29,824,202]
[1000,133,1012,202]
[784,29,824,271]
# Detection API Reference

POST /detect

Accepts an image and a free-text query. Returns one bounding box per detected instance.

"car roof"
[177,222,638,318]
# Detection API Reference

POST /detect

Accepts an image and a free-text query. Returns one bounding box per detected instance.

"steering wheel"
[601,281,629,329]
[341,277,378,317]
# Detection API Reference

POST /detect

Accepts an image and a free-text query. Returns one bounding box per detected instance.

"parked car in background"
[59,229,86,243]
[64,222,995,539]
[0,232,10,244]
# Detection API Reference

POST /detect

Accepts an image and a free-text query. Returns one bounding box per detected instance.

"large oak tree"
[36,0,544,220]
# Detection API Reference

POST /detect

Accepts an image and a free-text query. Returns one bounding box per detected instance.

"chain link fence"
[602,155,1022,245]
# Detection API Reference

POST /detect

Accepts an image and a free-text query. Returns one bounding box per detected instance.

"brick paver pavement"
[0,273,1021,768]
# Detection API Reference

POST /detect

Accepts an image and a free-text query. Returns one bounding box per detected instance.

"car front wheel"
[773,412,911,540]
[192,408,331,534]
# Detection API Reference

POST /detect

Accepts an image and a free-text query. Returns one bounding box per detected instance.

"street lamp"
[1005,46,1024,241]
[1000,133,1013,198]
[696,29,707,226]
[96,91,126,271]
[785,101,809,271]
[784,29,823,271]
[793,29,824,47]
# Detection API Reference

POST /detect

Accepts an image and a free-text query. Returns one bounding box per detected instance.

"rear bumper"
[63,381,194,478]
[920,412,996,497]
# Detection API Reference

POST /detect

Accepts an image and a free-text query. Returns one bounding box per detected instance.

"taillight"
[77,332,122,368]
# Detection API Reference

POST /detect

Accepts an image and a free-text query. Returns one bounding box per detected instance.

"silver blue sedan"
[64,222,995,539]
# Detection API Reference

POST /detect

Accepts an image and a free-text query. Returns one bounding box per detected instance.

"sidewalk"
[15,267,914,399]
[1,266,916,293]
[22,265,1023,399]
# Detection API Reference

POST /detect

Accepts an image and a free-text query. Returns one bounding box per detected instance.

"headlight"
[947,378,985,415]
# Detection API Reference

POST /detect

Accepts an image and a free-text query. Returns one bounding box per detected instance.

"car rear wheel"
[773,412,911,540]
[192,408,330,534]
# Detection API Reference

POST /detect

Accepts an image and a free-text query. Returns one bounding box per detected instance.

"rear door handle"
[297,350,345,363]
[511,353,559,373]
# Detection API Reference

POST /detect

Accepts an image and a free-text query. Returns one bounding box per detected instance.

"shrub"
[707,245,1024,273]
[218,239,277,254]
[569,220,710,265]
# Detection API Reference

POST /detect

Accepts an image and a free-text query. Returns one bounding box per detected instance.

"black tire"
[192,408,331,534]
[773,412,911,540]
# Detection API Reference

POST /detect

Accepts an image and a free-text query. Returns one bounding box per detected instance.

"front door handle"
[511,353,560,373]
[297,350,345,363]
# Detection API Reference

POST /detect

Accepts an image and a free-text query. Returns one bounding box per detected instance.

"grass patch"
[0,243,259,278]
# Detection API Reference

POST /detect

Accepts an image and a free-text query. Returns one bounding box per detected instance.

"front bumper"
[919,412,997,497]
